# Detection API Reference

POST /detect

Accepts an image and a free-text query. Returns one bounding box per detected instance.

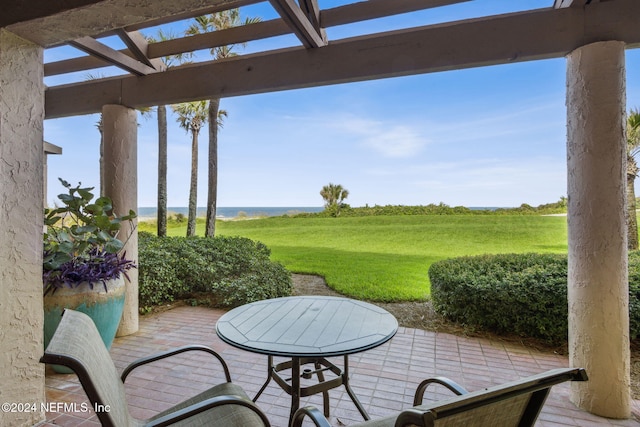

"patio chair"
[291,367,588,427]
[41,309,270,427]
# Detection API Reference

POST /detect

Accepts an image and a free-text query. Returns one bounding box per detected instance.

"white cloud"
[362,125,428,158]
[333,115,429,158]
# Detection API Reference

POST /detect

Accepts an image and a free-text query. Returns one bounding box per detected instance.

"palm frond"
[628,108,640,155]
[188,9,261,59]
[172,100,209,133]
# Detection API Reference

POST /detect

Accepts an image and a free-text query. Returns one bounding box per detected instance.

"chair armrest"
[290,406,332,427]
[413,376,468,406]
[395,408,429,427]
[121,345,231,383]
[146,394,270,427]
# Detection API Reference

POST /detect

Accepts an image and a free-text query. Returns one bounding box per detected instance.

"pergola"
[1,0,638,425]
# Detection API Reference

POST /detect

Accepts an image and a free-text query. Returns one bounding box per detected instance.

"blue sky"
[43,1,640,208]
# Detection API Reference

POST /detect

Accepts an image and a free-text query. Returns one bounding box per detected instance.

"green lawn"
[140,215,568,302]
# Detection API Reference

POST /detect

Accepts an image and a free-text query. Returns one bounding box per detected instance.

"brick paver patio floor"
[40,306,640,426]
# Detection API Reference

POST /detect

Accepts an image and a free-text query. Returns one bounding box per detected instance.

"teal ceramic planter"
[44,276,125,373]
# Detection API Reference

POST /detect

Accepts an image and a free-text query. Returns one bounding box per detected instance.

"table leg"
[254,355,274,402]
[343,355,370,420]
[314,360,330,417]
[289,357,301,425]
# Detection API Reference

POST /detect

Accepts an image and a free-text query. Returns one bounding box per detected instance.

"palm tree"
[320,183,349,216]
[172,100,209,236]
[148,30,190,237]
[627,108,640,250]
[187,10,261,237]
[156,104,168,236]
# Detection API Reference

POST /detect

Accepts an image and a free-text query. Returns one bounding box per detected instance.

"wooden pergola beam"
[44,0,470,76]
[45,0,640,119]
[45,54,115,76]
[268,0,326,48]
[69,37,158,76]
[554,0,588,8]
[148,19,290,59]
[115,29,165,71]
[299,0,323,31]
[322,0,471,27]
[45,19,292,76]
[555,0,574,8]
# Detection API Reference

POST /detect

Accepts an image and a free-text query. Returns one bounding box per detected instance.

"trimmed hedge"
[138,232,292,311]
[429,252,640,345]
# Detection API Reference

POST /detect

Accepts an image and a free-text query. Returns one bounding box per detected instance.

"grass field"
[139,215,568,302]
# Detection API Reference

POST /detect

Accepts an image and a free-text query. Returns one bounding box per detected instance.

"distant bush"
[493,198,567,215]
[429,252,639,345]
[138,232,292,312]
[294,199,567,218]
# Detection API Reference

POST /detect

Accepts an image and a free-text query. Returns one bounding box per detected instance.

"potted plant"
[43,178,136,370]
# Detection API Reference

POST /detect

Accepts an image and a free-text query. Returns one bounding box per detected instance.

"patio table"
[216,295,398,424]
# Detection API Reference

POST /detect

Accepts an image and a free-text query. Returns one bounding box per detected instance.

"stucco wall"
[0,29,46,426]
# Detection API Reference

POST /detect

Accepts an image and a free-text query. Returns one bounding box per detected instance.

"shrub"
[429,252,640,345]
[294,201,568,218]
[138,232,292,311]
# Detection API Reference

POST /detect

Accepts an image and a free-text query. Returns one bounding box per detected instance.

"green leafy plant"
[43,178,137,295]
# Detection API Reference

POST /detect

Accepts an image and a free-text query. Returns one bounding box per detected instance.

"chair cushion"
[147,382,265,427]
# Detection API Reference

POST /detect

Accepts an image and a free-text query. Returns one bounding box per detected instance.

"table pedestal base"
[253,355,370,424]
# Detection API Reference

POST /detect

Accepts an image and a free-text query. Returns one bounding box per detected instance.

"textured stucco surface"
[0,29,46,426]
[566,41,630,418]
[102,104,139,336]
[7,0,240,47]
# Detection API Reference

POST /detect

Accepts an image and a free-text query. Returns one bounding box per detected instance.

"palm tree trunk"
[205,98,220,237]
[157,105,168,237]
[627,168,639,250]
[187,130,199,237]
[98,118,105,197]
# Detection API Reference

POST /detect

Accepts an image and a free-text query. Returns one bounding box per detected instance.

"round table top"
[216,296,398,357]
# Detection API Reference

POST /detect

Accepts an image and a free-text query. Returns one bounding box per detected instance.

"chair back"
[41,309,136,427]
[396,368,588,427]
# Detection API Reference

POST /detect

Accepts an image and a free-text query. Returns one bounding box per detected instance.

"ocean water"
[137,206,324,219]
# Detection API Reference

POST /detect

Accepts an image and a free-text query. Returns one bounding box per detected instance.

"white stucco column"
[102,104,139,336]
[0,30,45,426]
[566,41,630,418]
